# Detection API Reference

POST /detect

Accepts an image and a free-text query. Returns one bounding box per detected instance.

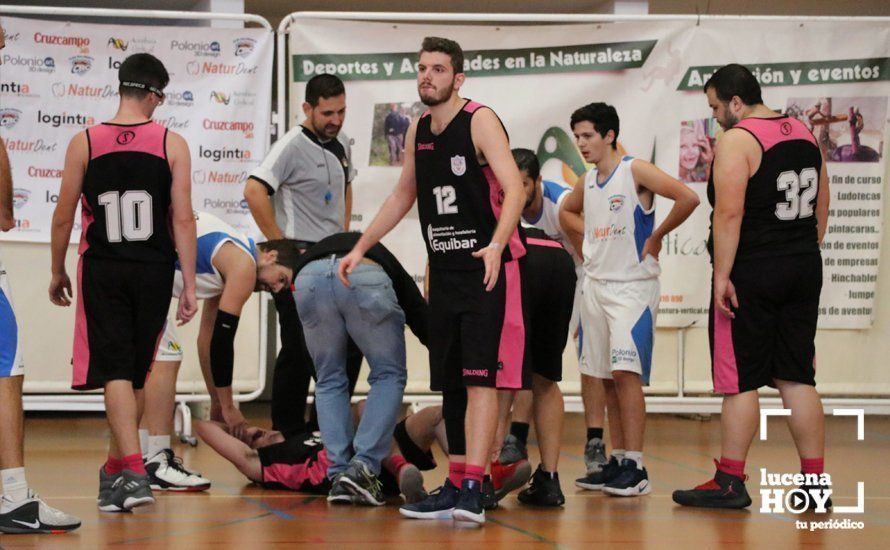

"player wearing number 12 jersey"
[673,64,831,510]
[49,54,197,513]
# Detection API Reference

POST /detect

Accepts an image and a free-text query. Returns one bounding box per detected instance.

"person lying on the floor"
[195,404,447,504]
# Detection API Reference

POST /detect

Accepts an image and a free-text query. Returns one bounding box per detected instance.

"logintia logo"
[37,110,95,128]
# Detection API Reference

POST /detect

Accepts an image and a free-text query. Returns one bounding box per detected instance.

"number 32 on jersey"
[775,167,818,221]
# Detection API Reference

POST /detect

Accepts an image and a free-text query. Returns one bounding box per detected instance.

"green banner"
[293,40,657,82]
[678,57,889,90]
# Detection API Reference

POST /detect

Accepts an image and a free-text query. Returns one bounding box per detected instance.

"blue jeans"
[294,257,407,478]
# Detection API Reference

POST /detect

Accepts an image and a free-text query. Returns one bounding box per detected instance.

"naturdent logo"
[186,60,258,76]
[760,408,865,531]
[193,169,249,185]
[1,137,58,154]
[52,82,118,100]
[2,54,55,73]
[0,109,23,129]
[155,116,190,131]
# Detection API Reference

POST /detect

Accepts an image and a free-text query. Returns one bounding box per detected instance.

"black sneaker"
[575,455,622,490]
[481,475,498,510]
[399,478,459,520]
[0,491,81,534]
[672,466,752,509]
[327,474,353,504]
[98,469,155,512]
[499,434,529,465]
[339,461,384,506]
[603,458,651,497]
[801,483,833,512]
[518,467,565,507]
[453,479,485,525]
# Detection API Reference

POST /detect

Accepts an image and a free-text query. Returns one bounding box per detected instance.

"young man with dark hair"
[339,36,528,525]
[673,64,830,509]
[562,102,699,497]
[49,53,198,512]
[244,73,362,436]
[0,23,81,533]
[140,212,300,492]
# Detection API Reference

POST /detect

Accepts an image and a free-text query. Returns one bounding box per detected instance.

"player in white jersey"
[495,149,610,475]
[141,211,301,491]
[561,103,698,496]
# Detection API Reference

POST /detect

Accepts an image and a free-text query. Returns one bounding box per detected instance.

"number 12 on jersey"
[98,190,154,242]
[433,185,459,215]
[775,167,818,220]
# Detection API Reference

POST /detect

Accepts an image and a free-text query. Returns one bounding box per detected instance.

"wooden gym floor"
[1,405,888,549]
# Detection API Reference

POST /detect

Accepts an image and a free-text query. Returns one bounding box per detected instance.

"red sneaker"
[490,459,532,501]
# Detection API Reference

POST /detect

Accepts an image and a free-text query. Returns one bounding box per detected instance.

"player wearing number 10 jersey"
[49,54,197,513]
[673,64,831,510]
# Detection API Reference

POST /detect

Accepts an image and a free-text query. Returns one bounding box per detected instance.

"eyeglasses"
[120,81,165,103]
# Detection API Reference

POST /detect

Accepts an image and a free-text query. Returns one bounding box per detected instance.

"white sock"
[148,435,172,459]
[611,449,626,461]
[1,467,29,503]
[625,451,644,469]
[139,429,149,458]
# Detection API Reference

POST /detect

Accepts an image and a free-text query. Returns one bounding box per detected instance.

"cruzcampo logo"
[678,57,889,91]
[294,40,657,82]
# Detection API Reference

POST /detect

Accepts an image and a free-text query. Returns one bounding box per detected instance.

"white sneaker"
[0,490,81,533]
[145,449,211,492]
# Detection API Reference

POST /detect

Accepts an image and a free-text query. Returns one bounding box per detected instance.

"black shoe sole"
[672,492,752,509]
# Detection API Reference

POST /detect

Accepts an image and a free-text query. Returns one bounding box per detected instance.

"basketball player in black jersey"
[49,54,197,512]
[339,37,527,525]
[673,64,830,509]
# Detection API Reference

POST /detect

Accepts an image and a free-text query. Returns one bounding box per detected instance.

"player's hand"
[209,400,224,423]
[242,426,267,446]
[337,249,365,287]
[222,404,248,440]
[49,272,73,306]
[472,242,502,292]
[641,235,662,262]
[176,287,198,325]
[0,214,14,233]
[714,276,739,319]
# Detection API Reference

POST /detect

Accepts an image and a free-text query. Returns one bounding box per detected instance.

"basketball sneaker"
[490,458,532,500]
[518,466,565,507]
[145,449,211,492]
[603,458,651,497]
[327,474,354,504]
[499,434,529,465]
[672,464,751,509]
[575,455,622,490]
[0,491,81,534]
[584,437,608,474]
[98,469,155,512]
[399,478,459,520]
[481,475,498,510]
[397,463,427,504]
[339,460,384,506]
[452,479,485,525]
[801,481,832,511]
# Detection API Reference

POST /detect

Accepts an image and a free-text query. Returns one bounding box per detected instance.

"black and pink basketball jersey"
[414,99,525,270]
[80,121,175,264]
[707,116,822,261]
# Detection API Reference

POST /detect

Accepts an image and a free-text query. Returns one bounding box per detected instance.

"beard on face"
[418,79,454,107]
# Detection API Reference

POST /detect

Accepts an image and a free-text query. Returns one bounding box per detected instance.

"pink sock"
[104,456,123,475]
[464,464,485,484]
[384,455,409,478]
[122,453,146,475]
[448,462,465,487]
[718,456,746,479]
[801,457,824,474]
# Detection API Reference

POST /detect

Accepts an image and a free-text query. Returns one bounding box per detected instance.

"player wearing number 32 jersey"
[673,64,830,510]
[50,53,197,514]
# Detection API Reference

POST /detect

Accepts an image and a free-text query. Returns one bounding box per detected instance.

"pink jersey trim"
[463,100,484,113]
[71,257,90,390]
[496,260,525,390]
[482,165,526,261]
[77,196,94,256]
[421,110,431,119]
[735,117,817,153]
[88,121,167,161]
[263,448,330,491]
[712,308,739,394]
[527,237,563,249]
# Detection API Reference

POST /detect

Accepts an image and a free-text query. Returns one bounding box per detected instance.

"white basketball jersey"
[174,211,256,299]
[521,179,580,264]
[582,156,660,282]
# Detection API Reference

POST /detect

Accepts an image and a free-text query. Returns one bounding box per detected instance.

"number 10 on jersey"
[98,190,154,242]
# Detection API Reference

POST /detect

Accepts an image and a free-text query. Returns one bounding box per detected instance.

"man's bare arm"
[244,177,284,240]
[49,132,88,306]
[0,138,13,231]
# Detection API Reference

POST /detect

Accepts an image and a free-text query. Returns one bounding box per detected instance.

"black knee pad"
[442,388,467,456]
[394,418,437,471]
